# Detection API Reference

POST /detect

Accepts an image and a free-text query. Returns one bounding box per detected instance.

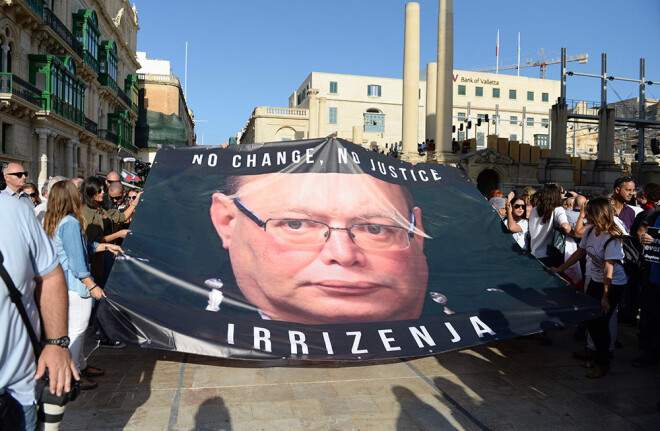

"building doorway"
[476,169,500,197]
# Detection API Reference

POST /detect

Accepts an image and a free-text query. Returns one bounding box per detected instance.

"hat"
[489,197,506,210]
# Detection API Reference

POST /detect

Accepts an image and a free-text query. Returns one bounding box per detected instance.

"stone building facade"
[239,70,560,151]
[135,52,195,164]
[0,0,140,190]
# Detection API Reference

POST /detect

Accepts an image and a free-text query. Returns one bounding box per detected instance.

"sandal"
[81,366,105,377]
[81,376,98,390]
[586,364,608,378]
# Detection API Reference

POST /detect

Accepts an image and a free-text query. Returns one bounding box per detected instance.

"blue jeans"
[19,402,37,431]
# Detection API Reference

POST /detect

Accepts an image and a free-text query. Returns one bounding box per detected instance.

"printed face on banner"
[210,172,429,324]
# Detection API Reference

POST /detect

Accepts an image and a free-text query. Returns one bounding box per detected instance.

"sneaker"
[98,339,126,349]
[632,352,660,367]
[573,348,595,361]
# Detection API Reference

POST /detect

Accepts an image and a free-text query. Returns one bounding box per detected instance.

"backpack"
[603,234,644,284]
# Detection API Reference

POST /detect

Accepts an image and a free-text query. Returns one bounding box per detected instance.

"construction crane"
[474,49,588,79]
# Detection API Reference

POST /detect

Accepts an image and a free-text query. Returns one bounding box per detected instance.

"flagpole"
[496,30,499,74]
[184,41,188,100]
[517,32,520,76]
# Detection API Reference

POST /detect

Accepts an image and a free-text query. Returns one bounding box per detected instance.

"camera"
[37,373,82,407]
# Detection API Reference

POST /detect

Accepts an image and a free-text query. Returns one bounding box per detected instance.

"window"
[534,134,549,149]
[509,89,517,100]
[457,112,466,122]
[527,117,534,126]
[329,81,337,94]
[364,112,385,132]
[28,54,85,126]
[510,134,517,141]
[510,116,518,125]
[98,154,102,171]
[329,107,337,124]
[527,91,534,101]
[367,85,381,97]
[492,88,500,98]
[542,92,549,102]
[477,132,485,147]
[458,85,466,95]
[73,10,100,74]
[297,84,310,105]
[541,118,549,128]
[458,131,465,141]
[477,114,486,122]
[1,123,9,153]
[475,87,483,97]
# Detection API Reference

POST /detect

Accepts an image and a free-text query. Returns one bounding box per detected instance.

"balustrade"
[43,7,84,58]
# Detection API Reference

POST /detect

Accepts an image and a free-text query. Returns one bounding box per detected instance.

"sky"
[135,0,660,145]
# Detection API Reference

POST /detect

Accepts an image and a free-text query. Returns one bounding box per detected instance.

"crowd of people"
[3,157,660,428]
[490,178,660,378]
[369,139,437,158]
[1,163,142,430]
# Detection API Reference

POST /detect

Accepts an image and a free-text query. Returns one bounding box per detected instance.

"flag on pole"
[121,169,132,182]
[496,30,500,74]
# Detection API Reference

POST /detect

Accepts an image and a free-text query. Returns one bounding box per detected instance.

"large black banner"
[98,138,601,360]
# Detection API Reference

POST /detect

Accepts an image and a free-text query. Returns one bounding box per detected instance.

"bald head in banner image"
[210,172,430,324]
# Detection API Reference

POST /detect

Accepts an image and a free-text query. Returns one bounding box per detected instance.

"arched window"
[73,10,100,74]
[364,108,385,133]
[28,54,86,126]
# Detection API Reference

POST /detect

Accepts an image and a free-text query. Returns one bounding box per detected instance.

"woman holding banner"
[528,184,572,267]
[43,180,122,389]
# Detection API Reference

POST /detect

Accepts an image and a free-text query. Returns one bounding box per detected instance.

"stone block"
[469,138,477,152]
[520,144,531,163]
[541,149,551,159]
[487,135,498,149]
[530,146,540,163]
[508,141,520,162]
[498,139,509,155]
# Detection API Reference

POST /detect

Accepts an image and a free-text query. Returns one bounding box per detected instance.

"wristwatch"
[44,336,70,349]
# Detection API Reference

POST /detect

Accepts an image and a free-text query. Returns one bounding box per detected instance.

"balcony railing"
[99,129,118,145]
[98,74,118,93]
[50,95,83,125]
[137,73,180,85]
[117,87,132,107]
[85,117,97,135]
[26,0,45,19]
[254,106,308,118]
[83,51,99,75]
[43,7,83,58]
[0,73,43,107]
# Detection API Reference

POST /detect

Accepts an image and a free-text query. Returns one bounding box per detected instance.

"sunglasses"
[28,192,39,198]
[127,196,138,200]
[7,171,28,178]
[513,204,525,209]
[110,195,123,201]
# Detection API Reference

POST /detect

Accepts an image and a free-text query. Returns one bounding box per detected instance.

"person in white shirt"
[504,195,529,251]
[528,184,572,267]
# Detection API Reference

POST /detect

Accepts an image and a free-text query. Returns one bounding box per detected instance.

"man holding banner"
[210,172,430,325]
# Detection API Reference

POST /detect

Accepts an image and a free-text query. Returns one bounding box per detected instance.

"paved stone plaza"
[61,325,659,430]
